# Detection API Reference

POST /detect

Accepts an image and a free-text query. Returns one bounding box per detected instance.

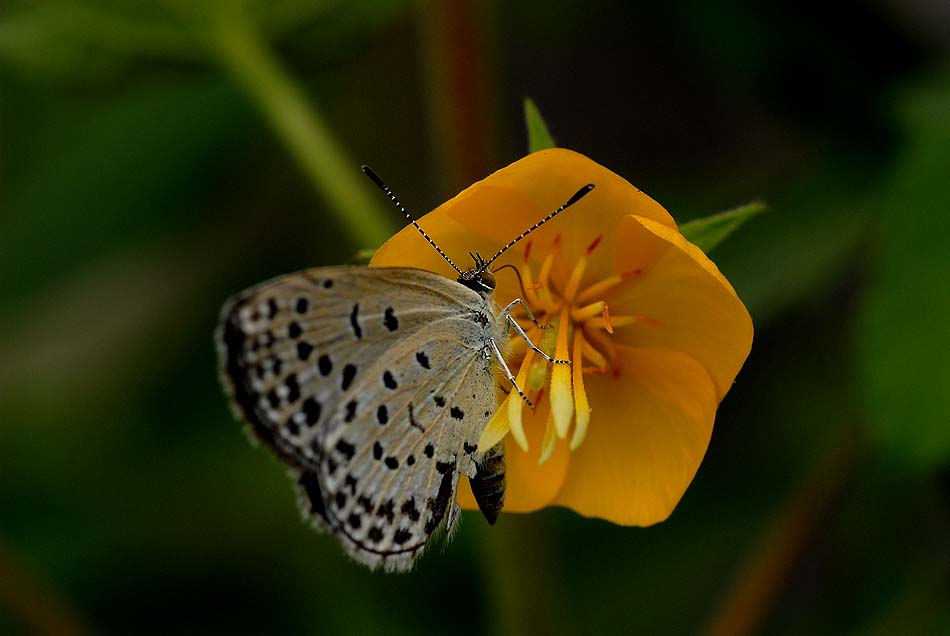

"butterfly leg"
[488,338,534,408]
[500,300,570,365]
[499,298,550,329]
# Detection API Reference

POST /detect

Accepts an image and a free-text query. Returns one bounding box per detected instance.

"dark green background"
[1,1,948,634]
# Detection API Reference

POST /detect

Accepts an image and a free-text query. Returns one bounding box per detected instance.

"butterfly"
[215,166,593,571]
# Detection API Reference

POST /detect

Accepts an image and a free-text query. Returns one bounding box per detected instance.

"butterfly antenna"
[483,184,595,270]
[362,165,463,275]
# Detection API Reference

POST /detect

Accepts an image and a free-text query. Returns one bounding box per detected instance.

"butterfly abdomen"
[470,441,507,525]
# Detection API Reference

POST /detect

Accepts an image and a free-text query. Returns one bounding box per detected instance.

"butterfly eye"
[479,271,496,291]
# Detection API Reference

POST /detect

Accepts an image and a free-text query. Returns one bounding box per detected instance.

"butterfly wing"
[216,266,503,571]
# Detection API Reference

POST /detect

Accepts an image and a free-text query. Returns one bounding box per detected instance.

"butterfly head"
[457,252,496,298]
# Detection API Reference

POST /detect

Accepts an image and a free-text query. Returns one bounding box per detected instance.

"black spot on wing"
[295,297,309,314]
[425,462,456,534]
[285,374,300,403]
[298,470,329,524]
[376,499,395,523]
[344,400,357,423]
[302,397,321,426]
[450,406,464,421]
[296,341,313,361]
[383,370,397,390]
[383,307,398,332]
[377,405,389,425]
[341,364,357,391]
[335,439,356,461]
[416,351,430,369]
[349,304,362,339]
[318,354,332,376]
[401,498,420,522]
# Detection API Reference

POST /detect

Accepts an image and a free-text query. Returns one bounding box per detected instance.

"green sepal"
[524,98,556,153]
[679,201,766,252]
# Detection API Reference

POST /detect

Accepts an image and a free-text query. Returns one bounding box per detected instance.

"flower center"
[477,234,653,464]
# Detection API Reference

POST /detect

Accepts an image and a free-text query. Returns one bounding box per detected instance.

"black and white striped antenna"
[363,165,594,274]
[482,183,594,270]
[362,165,463,275]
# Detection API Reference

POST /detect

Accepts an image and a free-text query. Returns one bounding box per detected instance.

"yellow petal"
[608,215,753,400]
[552,346,718,526]
[371,149,676,299]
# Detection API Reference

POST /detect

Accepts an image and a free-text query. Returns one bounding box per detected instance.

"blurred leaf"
[0,3,198,80]
[0,80,259,308]
[0,0,408,80]
[857,74,950,470]
[680,200,765,252]
[524,97,556,152]
[350,248,377,265]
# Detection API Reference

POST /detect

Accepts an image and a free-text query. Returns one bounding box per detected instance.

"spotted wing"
[216,266,502,571]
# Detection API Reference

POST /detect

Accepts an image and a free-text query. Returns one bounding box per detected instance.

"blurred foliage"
[857,76,950,471]
[1,1,948,635]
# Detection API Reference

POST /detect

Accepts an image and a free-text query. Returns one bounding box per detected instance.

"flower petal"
[552,346,718,525]
[457,400,570,513]
[608,215,753,400]
[371,149,676,294]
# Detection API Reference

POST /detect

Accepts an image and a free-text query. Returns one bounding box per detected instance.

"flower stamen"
[549,307,574,439]
[570,330,592,450]
[570,300,606,323]
[581,337,609,369]
[506,349,536,452]
[601,303,614,334]
[562,234,603,302]
[476,401,511,452]
[575,269,643,305]
[583,326,617,367]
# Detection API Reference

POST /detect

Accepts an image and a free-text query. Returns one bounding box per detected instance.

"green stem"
[206,0,395,248]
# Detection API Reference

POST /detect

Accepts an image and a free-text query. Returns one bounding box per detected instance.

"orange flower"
[370,149,753,526]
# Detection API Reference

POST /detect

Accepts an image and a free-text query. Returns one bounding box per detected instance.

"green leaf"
[679,200,766,252]
[524,98,556,153]
[856,76,950,471]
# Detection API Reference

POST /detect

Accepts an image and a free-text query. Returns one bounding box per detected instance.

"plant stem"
[0,538,89,636]
[206,0,395,248]
[704,421,863,635]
